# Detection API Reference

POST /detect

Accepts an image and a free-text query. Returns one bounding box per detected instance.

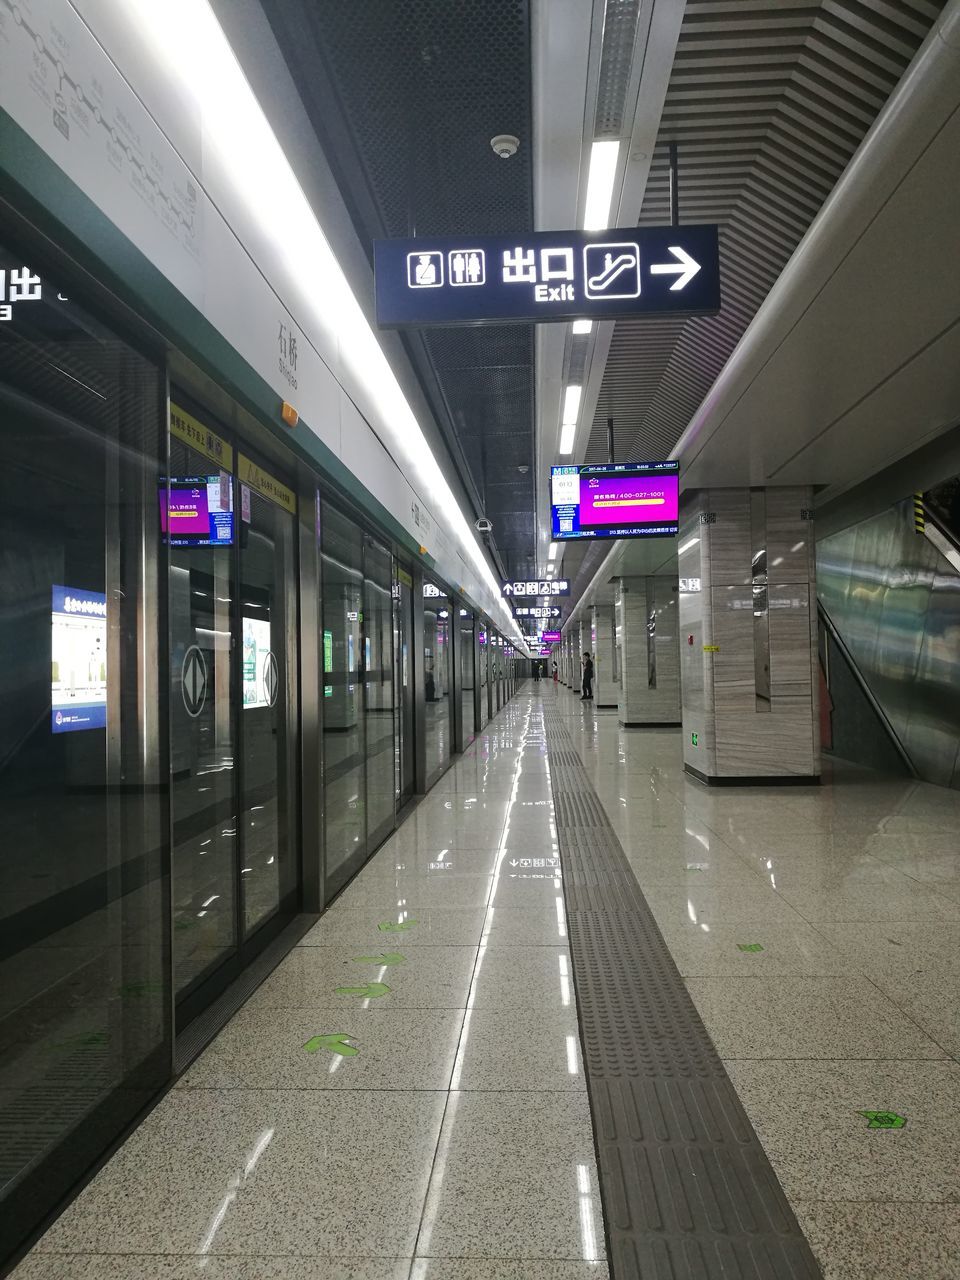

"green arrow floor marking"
[859,1110,906,1129]
[303,1034,359,1057]
[737,943,764,953]
[353,952,406,966]
[335,981,391,999]
[379,919,417,933]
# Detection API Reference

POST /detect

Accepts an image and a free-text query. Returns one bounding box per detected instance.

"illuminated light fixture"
[677,536,700,555]
[562,384,582,425]
[583,139,620,231]
[572,319,592,335]
[559,383,581,456]
[123,0,517,634]
[280,401,298,428]
[548,543,559,560]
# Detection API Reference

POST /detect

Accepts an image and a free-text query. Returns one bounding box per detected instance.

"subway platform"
[13,684,960,1280]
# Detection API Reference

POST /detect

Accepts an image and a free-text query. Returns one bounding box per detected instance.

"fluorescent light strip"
[125,1,513,628]
[562,384,582,425]
[582,140,620,231]
[572,319,592,335]
[548,543,559,560]
[677,536,700,555]
[558,422,576,455]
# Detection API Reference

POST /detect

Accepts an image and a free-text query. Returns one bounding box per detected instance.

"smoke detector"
[490,134,519,159]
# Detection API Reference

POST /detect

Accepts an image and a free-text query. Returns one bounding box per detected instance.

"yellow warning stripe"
[914,491,925,534]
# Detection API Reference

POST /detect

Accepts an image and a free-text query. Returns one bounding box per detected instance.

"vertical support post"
[607,416,615,466]
[298,468,323,912]
[669,140,679,227]
[412,565,427,794]
[451,603,464,755]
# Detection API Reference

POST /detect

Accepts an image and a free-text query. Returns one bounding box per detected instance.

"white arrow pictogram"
[650,245,701,291]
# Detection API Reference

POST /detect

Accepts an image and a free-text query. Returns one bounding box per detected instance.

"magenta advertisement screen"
[159,476,235,547]
[551,461,679,541]
[580,473,679,527]
[161,485,210,536]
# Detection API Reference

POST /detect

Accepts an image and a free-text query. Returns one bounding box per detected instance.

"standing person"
[581,651,594,701]
[533,659,541,683]
[552,660,559,687]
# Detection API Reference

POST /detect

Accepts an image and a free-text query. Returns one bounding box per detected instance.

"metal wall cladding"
[817,498,960,789]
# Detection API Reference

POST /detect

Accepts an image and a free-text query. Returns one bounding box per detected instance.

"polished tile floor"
[14,693,607,1280]
[14,683,960,1279]
[561,684,960,1280]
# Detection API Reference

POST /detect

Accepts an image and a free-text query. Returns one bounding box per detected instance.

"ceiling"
[260,0,538,584]
[560,0,948,606]
[258,0,949,632]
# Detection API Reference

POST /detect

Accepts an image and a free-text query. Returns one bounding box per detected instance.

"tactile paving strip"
[544,708,823,1280]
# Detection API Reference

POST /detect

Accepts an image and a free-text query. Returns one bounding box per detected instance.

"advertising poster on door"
[51,586,107,733]
[242,615,275,709]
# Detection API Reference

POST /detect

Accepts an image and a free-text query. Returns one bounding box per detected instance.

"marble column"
[616,576,681,726]
[678,487,819,784]
[592,603,617,708]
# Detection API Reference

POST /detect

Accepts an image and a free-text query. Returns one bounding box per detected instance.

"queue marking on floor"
[859,1111,906,1129]
[303,1034,359,1057]
[334,982,391,999]
[379,919,417,932]
[353,952,406,965]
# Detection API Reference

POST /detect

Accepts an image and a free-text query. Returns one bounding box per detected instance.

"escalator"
[816,477,960,790]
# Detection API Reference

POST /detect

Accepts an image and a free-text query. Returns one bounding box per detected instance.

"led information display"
[375,226,720,328]
[51,586,107,733]
[159,475,234,546]
[551,461,680,541]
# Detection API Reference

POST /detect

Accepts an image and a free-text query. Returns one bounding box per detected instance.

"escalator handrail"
[816,598,918,778]
[919,498,960,574]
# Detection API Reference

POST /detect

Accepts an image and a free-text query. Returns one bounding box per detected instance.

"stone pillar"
[679,487,819,784]
[616,576,681,726]
[593,603,617,708]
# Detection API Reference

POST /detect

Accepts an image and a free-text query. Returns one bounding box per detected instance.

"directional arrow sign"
[379,919,417,933]
[650,245,702,291]
[859,1111,906,1129]
[304,1034,359,1057]
[375,225,720,328]
[353,953,406,966]
[334,982,391,999]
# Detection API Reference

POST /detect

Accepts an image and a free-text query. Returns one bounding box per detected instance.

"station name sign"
[502,579,569,598]
[374,226,720,328]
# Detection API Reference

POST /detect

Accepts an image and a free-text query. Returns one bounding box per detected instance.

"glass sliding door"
[394,568,415,804]
[423,582,452,783]
[0,242,168,1260]
[169,409,301,1024]
[321,504,366,898]
[237,458,299,936]
[479,628,489,728]
[363,535,395,849]
[460,609,476,746]
[168,420,237,996]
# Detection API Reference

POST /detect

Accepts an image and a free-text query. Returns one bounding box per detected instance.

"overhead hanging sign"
[374,225,720,328]
[502,579,570,598]
[515,606,562,619]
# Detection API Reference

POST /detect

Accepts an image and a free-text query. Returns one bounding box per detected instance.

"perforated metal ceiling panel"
[587,0,946,473]
[260,0,537,582]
